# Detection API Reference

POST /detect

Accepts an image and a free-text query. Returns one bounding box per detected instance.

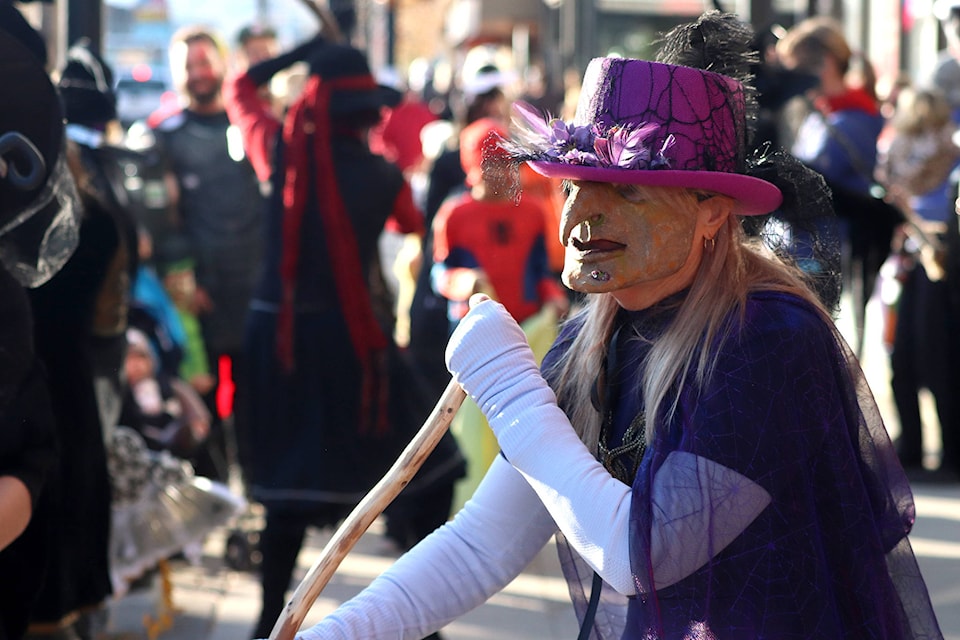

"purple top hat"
[514,57,782,215]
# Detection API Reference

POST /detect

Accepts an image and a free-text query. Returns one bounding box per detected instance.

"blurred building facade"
[386,0,940,119]
[12,0,952,153]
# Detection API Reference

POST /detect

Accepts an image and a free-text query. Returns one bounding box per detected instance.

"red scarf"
[277,74,390,434]
[815,87,880,116]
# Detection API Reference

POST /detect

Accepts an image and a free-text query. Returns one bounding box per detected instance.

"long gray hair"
[545,185,833,452]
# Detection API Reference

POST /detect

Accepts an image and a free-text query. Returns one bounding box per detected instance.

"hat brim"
[329,85,402,115]
[527,160,783,216]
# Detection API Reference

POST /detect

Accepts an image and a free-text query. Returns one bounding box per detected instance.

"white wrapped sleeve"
[293,455,557,640]
[446,299,773,595]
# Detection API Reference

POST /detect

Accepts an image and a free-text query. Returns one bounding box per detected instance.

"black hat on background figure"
[0,15,62,205]
[57,38,118,129]
[307,43,402,116]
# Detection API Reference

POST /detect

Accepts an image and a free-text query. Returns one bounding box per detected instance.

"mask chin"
[0,152,82,288]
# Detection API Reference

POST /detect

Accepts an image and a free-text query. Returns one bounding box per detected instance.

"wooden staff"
[297,0,346,43]
[268,379,467,640]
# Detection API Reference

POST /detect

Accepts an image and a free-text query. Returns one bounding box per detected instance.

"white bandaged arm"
[294,456,556,640]
[446,299,773,593]
[295,450,770,639]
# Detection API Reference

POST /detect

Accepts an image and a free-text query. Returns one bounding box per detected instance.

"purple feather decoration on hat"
[510,101,674,170]
[511,101,596,165]
[595,123,660,170]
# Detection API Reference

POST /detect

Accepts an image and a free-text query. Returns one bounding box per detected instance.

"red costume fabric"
[815,86,881,117]
[518,165,565,274]
[369,97,438,173]
[223,71,280,183]
[432,193,565,323]
[276,74,423,432]
[226,69,425,376]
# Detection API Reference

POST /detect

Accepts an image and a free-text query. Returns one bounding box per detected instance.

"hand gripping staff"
[268,378,467,640]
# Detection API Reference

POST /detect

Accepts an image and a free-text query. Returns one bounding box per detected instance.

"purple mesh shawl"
[542,291,943,639]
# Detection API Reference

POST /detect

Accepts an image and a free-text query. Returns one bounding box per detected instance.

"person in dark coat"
[147,26,265,483]
[23,37,141,640]
[232,39,464,639]
[0,11,79,640]
[0,85,58,640]
[0,260,57,640]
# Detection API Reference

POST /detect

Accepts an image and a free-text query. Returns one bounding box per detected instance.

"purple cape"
[542,291,942,639]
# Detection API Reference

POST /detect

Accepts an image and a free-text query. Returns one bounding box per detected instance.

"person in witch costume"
[24,38,144,640]
[239,41,465,640]
[275,12,943,640]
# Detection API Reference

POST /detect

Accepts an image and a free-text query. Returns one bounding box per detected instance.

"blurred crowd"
[2,1,960,639]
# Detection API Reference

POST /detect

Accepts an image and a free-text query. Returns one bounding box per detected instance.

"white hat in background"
[459,45,517,99]
[420,120,455,161]
[934,0,960,21]
[461,64,517,100]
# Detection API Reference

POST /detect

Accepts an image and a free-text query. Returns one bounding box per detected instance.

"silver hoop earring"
[704,236,716,251]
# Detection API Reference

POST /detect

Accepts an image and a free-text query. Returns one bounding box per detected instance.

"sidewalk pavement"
[101,514,577,640]
[101,480,960,640]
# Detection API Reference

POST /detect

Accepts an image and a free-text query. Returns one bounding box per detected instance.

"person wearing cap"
[238,39,466,640]
[109,326,244,603]
[368,66,439,178]
[119,325,210,457]
[276,12,943,640]
[423,63,513,223]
